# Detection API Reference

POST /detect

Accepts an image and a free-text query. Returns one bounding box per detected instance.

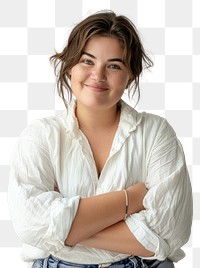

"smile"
[84,83,108,92]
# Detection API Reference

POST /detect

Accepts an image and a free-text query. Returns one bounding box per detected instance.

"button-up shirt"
[8,100,192,264]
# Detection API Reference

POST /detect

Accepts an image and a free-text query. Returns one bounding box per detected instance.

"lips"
[84,83,108,92]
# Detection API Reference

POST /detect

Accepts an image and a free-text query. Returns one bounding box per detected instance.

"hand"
[126,182,148,215]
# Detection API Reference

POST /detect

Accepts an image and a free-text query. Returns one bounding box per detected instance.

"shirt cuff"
[43,195,80,252]
[125,214,170,261]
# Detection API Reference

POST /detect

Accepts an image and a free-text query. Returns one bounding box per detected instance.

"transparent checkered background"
[0,0,199,267]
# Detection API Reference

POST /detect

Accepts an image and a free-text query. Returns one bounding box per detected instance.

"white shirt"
[8,100,192,264]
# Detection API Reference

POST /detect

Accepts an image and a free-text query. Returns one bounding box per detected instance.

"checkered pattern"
[0,0,199,267]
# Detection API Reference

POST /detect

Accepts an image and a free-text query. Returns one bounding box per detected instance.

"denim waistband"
[32,255,174,268]
[48,255,136,267]
[32,255,150,268]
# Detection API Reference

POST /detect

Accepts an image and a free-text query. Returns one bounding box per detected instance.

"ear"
[126,73,135,88]
[68,70,71,79]
[126,79,132,89]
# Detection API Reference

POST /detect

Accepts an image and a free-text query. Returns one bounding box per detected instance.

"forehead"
[83,36,125,56]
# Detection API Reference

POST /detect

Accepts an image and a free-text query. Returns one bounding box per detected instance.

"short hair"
[50,10,153,108]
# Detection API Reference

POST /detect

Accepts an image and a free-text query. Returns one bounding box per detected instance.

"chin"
[82,100,110,110]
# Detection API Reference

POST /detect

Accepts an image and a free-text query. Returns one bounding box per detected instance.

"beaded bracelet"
[123,189,129,220]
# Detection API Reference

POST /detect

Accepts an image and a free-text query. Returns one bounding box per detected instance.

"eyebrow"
[82,51,124,63]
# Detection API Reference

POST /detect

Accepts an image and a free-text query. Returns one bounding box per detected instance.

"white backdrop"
[0,0,199,267]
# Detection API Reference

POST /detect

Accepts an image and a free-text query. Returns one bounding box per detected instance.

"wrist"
[123,189,129,220]
[126,183,147,215]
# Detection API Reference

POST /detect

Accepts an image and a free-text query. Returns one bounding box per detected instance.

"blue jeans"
[32,255,174,268]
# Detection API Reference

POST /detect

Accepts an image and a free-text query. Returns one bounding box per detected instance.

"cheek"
[71,67,80,79]
[112,74,130,88]
[71,65,87,78]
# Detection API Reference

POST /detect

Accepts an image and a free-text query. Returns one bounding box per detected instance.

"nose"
[90,66,106,82]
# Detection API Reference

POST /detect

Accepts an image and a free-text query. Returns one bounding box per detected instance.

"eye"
[108,64,121,70]
[82,59,94,65]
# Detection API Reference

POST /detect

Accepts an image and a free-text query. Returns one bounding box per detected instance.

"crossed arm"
[65,183,154,257]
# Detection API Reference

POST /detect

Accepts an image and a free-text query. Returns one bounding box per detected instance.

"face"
[69,36,131,111]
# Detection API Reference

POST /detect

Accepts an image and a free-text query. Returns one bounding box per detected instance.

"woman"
[8,11,192,268]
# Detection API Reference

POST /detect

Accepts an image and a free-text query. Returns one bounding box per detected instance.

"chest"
[82,130,116,177]
[55,131,146,197]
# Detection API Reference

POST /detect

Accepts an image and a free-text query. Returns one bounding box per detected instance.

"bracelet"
[123,189,129,220]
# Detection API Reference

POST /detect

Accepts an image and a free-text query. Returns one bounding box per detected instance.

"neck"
[75,102,121,132]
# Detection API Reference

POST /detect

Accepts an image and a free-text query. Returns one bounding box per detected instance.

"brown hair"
[50,10,153,107]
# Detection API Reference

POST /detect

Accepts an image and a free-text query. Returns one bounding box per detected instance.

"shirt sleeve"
[126,117,193,262]
[8,120,80,254]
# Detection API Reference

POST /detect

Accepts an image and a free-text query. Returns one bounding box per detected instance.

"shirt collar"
[62,99,143,139]
[119,99,143,133]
